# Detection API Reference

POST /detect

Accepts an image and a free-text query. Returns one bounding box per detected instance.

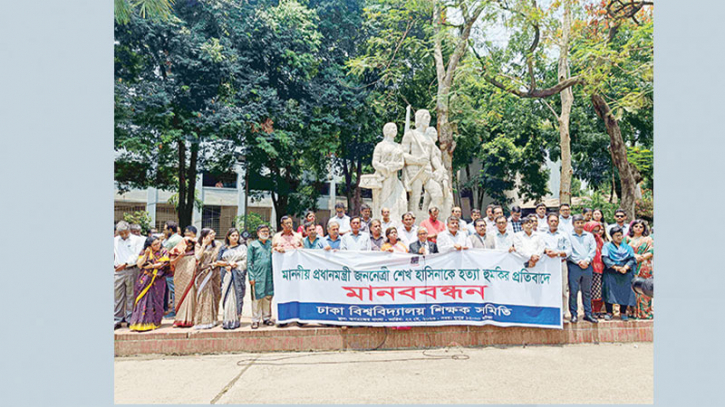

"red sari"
[584,221,605,313]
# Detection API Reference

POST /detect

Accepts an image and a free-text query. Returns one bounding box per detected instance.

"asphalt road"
[115,342,653,404]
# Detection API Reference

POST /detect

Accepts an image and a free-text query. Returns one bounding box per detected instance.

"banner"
[273,249,563,329]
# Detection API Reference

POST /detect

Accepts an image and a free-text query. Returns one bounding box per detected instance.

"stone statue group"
[360,107,454,224]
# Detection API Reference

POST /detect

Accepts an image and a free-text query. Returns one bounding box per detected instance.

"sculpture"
[359,123,408,223]
[402,109,444,221]
[423,126,454,219]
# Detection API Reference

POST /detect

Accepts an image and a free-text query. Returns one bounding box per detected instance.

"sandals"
[263,319,275,326]
[251,322,259,329]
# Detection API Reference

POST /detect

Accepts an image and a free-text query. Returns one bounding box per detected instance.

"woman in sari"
[128,236,171,332]
[601,226,637,321]
[216,228,248,330]
[625,219,654,319]
[193,228,222,330]
[584,221,606,318]
[381,227,408,253]
[168,237,198,327]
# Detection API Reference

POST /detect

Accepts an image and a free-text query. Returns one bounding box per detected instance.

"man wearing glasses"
[492,216,516,252]
[607,209,630,236]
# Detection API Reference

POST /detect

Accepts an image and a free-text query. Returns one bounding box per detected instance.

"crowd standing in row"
[113,202,653,332]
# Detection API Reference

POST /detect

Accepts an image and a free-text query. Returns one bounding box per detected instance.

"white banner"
[273,249,563,329]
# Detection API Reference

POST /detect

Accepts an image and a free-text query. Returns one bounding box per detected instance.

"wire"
[234,344,470,366]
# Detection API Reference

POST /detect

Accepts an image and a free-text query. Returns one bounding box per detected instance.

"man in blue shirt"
[323,221,342,251]
[567,215,598,324]
[302,222,326,249]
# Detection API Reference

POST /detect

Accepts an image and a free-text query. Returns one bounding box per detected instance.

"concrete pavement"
[115,342,653,404]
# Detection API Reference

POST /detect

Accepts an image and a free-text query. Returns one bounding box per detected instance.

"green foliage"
[122,210,153,235]
[635,188,653,224]
[572,190,620,224]
[167,190,203,211]
[453,66,553,205]
[235,212,266,239]
[627,146,653,189]
[115,0,176,25]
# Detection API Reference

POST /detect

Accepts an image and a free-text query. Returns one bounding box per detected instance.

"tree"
[469,0,582,205]
[573,0,653,219]
[115,2,264,228]
[452,73,553,207]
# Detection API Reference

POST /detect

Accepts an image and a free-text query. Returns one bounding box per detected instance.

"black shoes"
[583,314,598,323]
[570,315,578,323]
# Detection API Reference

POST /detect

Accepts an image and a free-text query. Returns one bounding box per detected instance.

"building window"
[155,204,179,232]
[202,205,221,235]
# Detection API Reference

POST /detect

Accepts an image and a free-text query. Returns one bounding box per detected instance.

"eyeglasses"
[615,215,625,218]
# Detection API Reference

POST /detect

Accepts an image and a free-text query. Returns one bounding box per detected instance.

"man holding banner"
[272,242,563,329]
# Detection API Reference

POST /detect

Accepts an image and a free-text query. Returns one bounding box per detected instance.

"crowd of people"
[113,201,653,333]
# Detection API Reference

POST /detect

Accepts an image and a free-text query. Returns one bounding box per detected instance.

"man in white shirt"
[398,212,418,247]
[114,221,144,329]
[380,207,396,232]
[328,203,351,235]
[437,217,470,252]
[558,203,574,235]
[340,216,372,251]
[493,205,514,234]
[485,204,497,235]
[535,203,549,233]
[541,213,573,319]
[492,216,516,252]
[450,207,468,235]
[513,216,545,267]
[466,209,482,235]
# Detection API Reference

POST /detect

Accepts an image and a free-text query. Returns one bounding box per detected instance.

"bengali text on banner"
[272,248,563,329]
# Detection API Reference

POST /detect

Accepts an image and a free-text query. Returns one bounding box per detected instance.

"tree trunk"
[351,156,363,215]
[341,158,353,213]
[557,0,574,205]
[465,164,476,210]
[432,4,484,190]
[178,142,198,229]
[591,93,638,220]
[177,139,188,227]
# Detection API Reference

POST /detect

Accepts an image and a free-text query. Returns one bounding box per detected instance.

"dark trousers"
[605,303,628,315]
[163,276,175,315]
[567,261,593,316]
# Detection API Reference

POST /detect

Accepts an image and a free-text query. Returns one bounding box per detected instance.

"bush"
[123,211,152,235]
[572,191,621,224]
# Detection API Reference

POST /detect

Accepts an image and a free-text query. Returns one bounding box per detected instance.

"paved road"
[115,342,652,404]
